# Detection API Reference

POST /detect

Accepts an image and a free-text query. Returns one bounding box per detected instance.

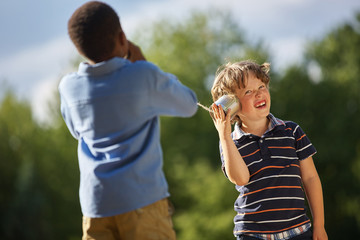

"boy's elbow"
[224,167,250,186]
[181,101,198,117]
[232,179,249,186]
[189,104,198,116]
[230,176,249,186]
[187,93,198,116]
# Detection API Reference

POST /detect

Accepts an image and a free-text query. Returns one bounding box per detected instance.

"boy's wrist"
[312,220,325,229]
[219,133,233,142]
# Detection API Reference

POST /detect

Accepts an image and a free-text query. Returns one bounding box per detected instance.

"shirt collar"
[232,113,285,140]
[77,57,129,77]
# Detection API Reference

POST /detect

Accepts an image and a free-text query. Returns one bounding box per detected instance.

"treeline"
[1,10,359,239]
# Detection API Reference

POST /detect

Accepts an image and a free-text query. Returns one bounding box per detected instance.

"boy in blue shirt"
[59,1,198,239]
[210,60,327,240]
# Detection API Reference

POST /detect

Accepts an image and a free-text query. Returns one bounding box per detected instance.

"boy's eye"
[259,85,265,89]
[245,90,252,95]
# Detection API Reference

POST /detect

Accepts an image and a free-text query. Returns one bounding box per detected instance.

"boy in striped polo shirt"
[210,60,328,240]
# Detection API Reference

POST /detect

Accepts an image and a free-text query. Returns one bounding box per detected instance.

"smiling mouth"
[255,101,266,108]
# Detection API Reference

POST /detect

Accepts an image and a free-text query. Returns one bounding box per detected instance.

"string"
[197,102,213,114]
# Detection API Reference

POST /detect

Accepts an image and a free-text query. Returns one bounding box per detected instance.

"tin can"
[213,95,239,120]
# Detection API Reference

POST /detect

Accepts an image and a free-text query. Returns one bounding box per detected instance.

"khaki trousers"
[82,198,176,240]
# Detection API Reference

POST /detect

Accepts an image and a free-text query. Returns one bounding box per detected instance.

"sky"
[0,0,359,122]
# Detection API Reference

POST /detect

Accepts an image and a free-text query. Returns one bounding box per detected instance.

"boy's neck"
[87,55,116,65]
[241,117,270,137]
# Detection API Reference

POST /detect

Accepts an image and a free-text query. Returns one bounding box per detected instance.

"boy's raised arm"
[212,104,250,186]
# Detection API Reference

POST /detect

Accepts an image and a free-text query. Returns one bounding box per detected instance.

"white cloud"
[30,75,59,123]
[0,36,78,122]
[1,0,359,123]
[0,36,76,95]
[268,37,307,70]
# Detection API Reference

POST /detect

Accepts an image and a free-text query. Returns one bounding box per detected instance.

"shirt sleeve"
[145,63,198,118]
[59,81,79,139]
[291,122,317,160]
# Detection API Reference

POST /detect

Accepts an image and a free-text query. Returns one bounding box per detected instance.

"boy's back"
[61,2,197,238]
[59,57,197,217]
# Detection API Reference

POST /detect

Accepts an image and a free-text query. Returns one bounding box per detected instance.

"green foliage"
[167,157,237,240]
[271,12,360,238]
[0,92,81,239]
[134,9,269,101]
[133,10,270,239]
[1,8,360,240]
[305,12,360,238]
[305,12,360,87]
[272,65,360,238]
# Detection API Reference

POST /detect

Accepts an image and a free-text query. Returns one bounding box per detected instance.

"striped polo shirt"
[220,114,316,237]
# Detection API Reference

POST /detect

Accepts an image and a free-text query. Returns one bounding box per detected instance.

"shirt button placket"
[259,138,268,156]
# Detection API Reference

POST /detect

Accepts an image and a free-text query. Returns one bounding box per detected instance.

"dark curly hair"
[68,1,122,63]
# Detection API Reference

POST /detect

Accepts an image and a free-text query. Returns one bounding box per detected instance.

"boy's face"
[235,73,271,124]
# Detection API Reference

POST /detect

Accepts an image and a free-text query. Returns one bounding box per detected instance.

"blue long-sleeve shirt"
[59,57,197,217]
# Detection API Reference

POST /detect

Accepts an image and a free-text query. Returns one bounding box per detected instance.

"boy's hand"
[126,41,146,62]
[211,103,232,139]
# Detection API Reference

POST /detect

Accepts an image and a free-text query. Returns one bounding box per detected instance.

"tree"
[271,12,360,238]
[304,12,360,238]
[0,91,81,239]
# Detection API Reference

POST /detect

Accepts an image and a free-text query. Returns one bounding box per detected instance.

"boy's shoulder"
[270,115,299,132]
[283,120,299,129]
[117,60,165,79]
[59,72,80,90]
[124,59,157,70]
[282,120,306,138]
[271,115,300,135]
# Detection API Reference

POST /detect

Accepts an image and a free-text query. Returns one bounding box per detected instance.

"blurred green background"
[1,10,359,239]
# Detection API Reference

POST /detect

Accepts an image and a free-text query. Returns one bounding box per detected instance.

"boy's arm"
[300,156,328,240]
[212,104,250,186]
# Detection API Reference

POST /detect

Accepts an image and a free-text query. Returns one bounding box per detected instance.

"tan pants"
[82,198,176,240]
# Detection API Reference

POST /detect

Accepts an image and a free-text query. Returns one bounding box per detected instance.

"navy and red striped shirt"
[219,114,316,237]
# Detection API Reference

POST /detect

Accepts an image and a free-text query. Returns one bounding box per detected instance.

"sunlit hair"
[68,1,122,63]
[210,60,271,124]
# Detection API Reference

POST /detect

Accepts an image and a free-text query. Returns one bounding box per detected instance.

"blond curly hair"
[211,60,271,125]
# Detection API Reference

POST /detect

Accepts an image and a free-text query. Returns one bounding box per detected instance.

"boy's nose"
[255,90,262,97]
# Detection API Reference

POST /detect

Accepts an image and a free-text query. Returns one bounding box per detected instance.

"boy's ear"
[116,30,129,58]
[119,31,127,46]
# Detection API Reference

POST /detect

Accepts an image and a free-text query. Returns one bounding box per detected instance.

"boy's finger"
[211,103,216,111]
[226,108,231,120]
